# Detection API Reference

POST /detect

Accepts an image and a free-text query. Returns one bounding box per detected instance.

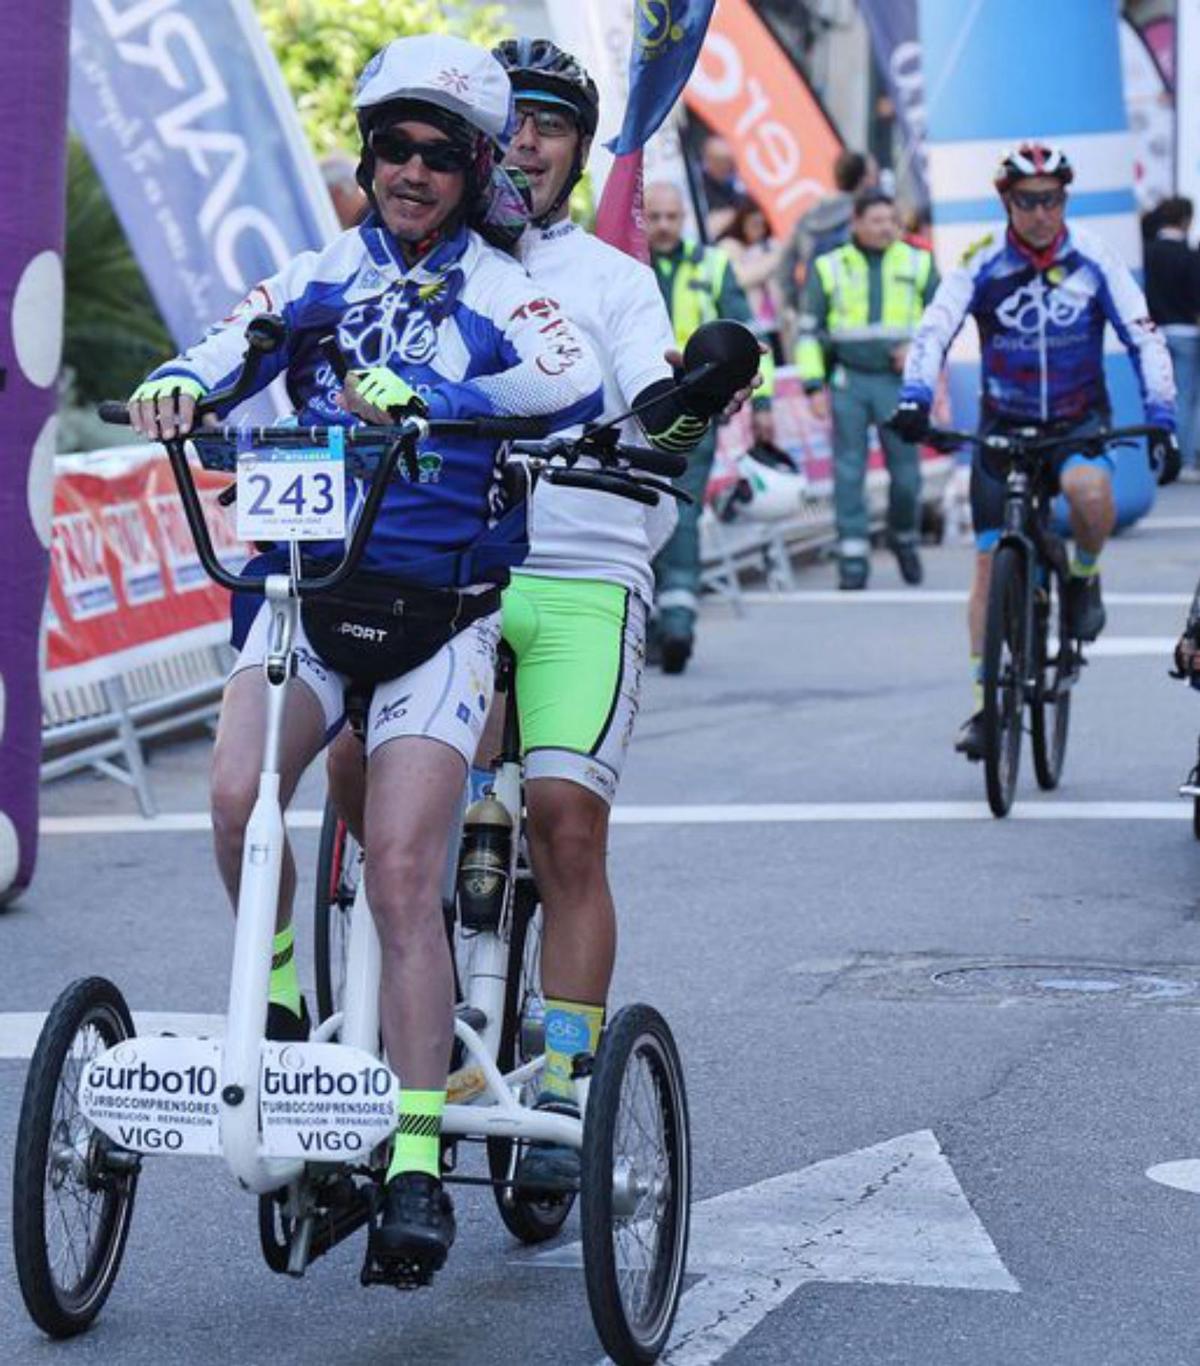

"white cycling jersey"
[516,220,677,605]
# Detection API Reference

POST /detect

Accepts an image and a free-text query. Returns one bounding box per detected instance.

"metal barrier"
[41,641,232,817]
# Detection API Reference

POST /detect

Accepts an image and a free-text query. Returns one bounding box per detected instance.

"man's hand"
[1173,627,1200,679]
[890,342,910,375]
[664,341,768,421]
[129,376,207,440]
[806,387,830,423]
[1151,429,1181,486]
[340,366,428,425]
[888,399,931,443]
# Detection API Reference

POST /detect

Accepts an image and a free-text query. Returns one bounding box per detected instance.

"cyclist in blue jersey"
[127,35,603,1274]
[891,141,1179,759]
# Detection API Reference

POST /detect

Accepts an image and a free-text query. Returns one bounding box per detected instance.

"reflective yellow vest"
[795,240,933,384]
[659,243,732,348]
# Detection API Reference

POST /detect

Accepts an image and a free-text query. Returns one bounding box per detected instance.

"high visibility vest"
[814,239,932,343]
[659,243,732,347]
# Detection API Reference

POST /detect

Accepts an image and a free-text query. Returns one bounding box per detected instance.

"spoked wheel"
[258,1190,294,1274]
[314,797,361,1029]
[486,874,575,1243]
[581,1004,691,1366]
[1031,567,1073,790]
[12,977,140,1338]
[982,545,1027,817]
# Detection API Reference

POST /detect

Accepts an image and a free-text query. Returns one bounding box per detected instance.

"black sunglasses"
[1010,188,1066,212]
[370,129,471,174]
[513,104,577,139]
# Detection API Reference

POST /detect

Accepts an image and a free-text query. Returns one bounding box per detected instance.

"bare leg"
[1060,464,1115,554]
[968,550,993,656]
[326,726,367,844]
[364,737,464,1091]
[526,778,616,1004]
[210,668,326,930]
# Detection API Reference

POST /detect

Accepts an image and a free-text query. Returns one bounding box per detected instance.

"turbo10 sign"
[685,0,842,237]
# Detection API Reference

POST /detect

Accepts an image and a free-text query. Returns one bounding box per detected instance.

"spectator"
[778,148,878,347]
[795,189,939,590]
[718,200,786,362]
[700,135,745,239]
[903,204,933,252]
[320,151,368,229]
[1145,196,1200,480]
[645,179,764,671]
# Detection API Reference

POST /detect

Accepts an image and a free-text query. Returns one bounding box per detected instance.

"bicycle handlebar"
[925,422,1169,458]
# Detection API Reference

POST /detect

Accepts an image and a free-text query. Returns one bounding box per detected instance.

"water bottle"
[519,992,546,1063]
[456,795,512,930]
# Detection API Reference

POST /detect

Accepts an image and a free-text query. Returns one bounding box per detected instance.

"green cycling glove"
[130,375,208,405]
[348,366,429,418]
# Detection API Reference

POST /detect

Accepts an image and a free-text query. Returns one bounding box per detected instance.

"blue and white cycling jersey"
[900,223,1175,429]
[150,217,603,579]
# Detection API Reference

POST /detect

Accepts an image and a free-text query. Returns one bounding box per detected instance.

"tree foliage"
[254,0,510,156]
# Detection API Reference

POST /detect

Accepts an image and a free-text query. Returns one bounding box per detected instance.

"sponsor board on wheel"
[258,1042,398,1159]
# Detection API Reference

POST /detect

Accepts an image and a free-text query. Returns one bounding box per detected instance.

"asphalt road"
[6,486,1200,1364]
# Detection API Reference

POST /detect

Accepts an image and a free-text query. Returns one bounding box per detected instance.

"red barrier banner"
[46,447,245,688]
[684,0,843,238]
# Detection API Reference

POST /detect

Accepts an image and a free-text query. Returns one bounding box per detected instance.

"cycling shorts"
[231,604,500,766]
[501,574,645,805]
[971,411,1113,551]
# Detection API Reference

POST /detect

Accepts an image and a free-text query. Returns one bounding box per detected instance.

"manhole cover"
[933,965,1200,1003]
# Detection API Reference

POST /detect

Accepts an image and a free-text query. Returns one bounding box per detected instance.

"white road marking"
[1138,517,1200,531]
[1147,1160,1200,1193]
[1086,637,1175,657]
[0,1012,225,1060]
[37,801,1192,837]
[530,1129,1017,1366]
[749,590,1189,606]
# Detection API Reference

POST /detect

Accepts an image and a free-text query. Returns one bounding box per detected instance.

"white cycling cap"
[353,34,515,148]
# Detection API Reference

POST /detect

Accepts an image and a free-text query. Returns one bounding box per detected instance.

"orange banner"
[684,0,843,238]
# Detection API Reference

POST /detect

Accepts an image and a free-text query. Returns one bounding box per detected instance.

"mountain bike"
[927,422,1166,817]
[12,318,693,1364]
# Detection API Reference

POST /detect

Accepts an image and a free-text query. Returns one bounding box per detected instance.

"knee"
[528,794,607,888]
[210,755,256,852]
[364,844,443,947]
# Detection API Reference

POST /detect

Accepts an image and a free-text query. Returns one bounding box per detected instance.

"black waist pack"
[300,569,501,685]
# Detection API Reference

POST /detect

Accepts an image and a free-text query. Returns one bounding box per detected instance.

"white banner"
[1177,0,1200,216]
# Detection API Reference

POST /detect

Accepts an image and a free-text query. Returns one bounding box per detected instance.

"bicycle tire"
[1193,796,1200,842]
[580,1003,691,1365]
[982,545,1027,817]
[314,798,359,1028]
[12,977,139,1339]
[1031,565,1072,790]
[486,874,574,1244]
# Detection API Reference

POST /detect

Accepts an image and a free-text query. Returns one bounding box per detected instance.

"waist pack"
[300,568,500,685]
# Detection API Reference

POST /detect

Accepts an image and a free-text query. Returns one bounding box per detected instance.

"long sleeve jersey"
[900,222,1175,429]
[150,217,603,579]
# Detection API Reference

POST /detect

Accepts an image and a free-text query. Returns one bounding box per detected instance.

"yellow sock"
[970,654,983,708]
[387,1089,444,1181]
[542,998,604,1104]
[269,925,301,1017]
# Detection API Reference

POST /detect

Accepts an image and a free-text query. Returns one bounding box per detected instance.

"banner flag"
[69,0,337,350]
[856,0,929,201]
[684,0,842,240]
[595,0,716,261]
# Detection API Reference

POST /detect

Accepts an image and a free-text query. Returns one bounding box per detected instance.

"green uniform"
[796,238,938,559]
[650,240,760,646]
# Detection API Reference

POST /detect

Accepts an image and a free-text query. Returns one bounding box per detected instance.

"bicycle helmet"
[493,38,599,227]
[994,142,1074,192]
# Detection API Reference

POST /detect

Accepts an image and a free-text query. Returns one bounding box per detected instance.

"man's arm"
[899,251,979,407]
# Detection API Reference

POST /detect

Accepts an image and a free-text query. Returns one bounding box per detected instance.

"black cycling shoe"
[1066,573,1106,641]
[369,1172,456,1277]
[660,635,693,675]
[266,997,311,1042]
[955,710,986,762]
[838,556,869,591]
[888,537,924,585]
[515,1098,581,1193]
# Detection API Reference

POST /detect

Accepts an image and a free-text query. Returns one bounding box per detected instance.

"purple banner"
[857,0,928,200]
[0,2,71,898]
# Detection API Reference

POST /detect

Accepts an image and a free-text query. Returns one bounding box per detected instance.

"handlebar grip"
[99,401,131,426]
[616,445,688,478]
[548,469,659,506]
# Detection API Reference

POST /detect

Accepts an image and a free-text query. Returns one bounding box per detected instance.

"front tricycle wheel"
[580,1004,691,1364]
[12,977,140,1338]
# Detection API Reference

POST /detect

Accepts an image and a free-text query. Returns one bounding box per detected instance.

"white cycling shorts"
[231,605,501,765]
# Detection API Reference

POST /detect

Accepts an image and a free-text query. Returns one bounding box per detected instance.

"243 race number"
[236,430,346,541]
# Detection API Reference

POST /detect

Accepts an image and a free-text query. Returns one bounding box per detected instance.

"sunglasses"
[513,104,577,139]
[1009,188,1067,212]
[370,129,471,174]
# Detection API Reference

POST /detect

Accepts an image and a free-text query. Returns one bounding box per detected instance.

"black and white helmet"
[492,37,600,137]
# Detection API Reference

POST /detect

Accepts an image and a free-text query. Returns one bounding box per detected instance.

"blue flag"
[607,0,717,155]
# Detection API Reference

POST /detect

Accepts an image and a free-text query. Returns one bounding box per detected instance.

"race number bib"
[236,428,346,542]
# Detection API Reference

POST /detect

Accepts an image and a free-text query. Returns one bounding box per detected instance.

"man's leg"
[211,617,336,1035]
[326,725,366,843]
[652,428,716,671]
[1167,333,1200,473]
[872,373,923,584]
[830,371,872,588]
[957,448,1005,759]
[1060,460,1115,641]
